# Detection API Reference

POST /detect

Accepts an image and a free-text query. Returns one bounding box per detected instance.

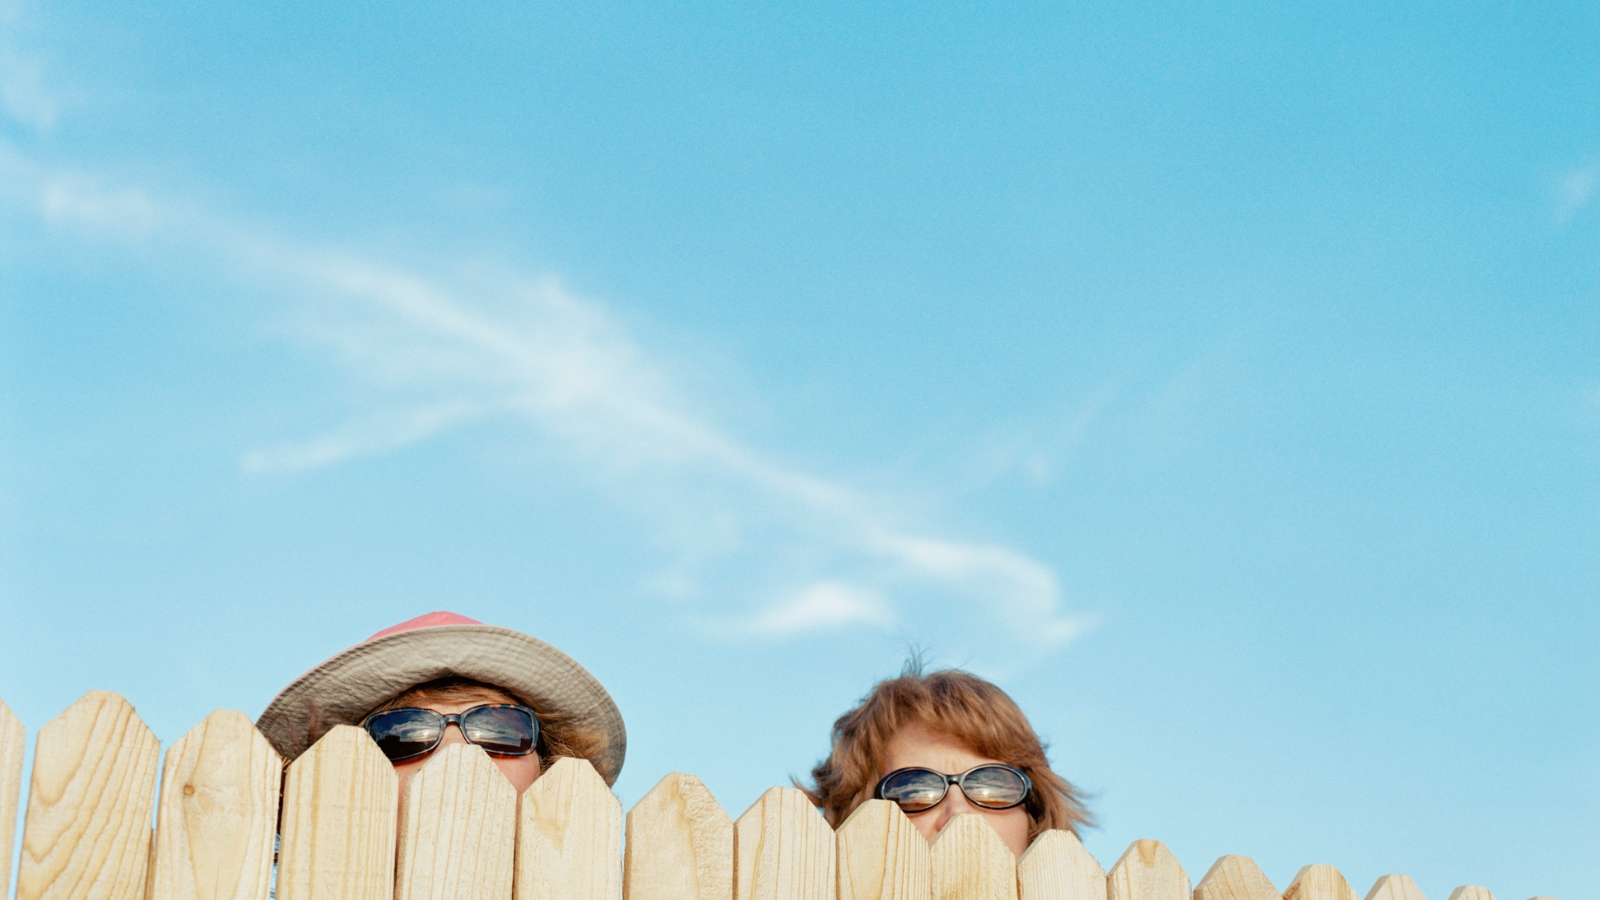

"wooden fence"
[0,693,1555,900]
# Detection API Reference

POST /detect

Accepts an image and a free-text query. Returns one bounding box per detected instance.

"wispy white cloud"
[738,581,896,635]
[1555,167,1596,224]
[0,145,1095,664]
[0,4,63,133]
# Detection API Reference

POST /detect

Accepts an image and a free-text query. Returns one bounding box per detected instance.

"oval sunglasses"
[876,763,1032,813]
[361,703,540,763]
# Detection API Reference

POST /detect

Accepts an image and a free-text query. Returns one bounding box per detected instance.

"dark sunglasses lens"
[880,769,949,812]
[365,709,444,761]
[462,707,537,756]
[960,765,1029,808]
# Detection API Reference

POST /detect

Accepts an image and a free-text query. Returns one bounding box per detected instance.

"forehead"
[881,722,1005,774]
[393,683,520,708]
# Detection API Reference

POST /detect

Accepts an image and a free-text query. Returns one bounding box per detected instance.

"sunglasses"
[876,764,1032,813]
[361,704,540,763]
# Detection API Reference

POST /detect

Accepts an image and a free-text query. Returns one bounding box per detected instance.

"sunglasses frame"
[875,763,1033,813]
[360,703,541,763]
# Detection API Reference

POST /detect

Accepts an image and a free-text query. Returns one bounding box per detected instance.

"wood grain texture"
[1017,829,1104,900]
[275,724,399,900]
[734,787,835,900]
[150,710,281,900]
[1446,889,1495,900]
[515,757,622,900]
[1365,875,1428,900]
[1285,866,1359,900]
[0,698,25,900]
[623,772,733,900]
[1107,840,1189,900]
[395,743,517,900]
[16,691,160,900]
[929,814,1017,900]
[836,800,930,900]
[1193,856,1277,900]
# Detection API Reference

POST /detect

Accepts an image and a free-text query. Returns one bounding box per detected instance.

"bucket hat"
[257,611,626,783]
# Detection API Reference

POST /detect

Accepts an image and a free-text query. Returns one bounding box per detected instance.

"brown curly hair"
[801,662,1091,842]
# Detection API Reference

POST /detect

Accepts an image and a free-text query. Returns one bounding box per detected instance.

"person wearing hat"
[257,611,626,795]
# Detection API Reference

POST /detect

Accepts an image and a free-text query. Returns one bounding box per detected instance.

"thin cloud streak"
[1,146,1094,661]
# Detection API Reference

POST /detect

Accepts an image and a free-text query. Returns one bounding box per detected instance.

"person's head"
[258,611,626,795]
[364,676,609,797]
[803,661,1089,859]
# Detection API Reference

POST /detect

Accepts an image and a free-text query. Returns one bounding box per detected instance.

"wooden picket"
[0,693,1566,900]
[0,697,26,899]
[1193,855,1278,900]
[515,756,622,900]
[16,691,160,900]
[1366,874,1428,900]
[623,772,734,900]
[929,814,1017,900]
[395,742,517,900]
[836,799,930,900]
[1017,830,1104,900]
[276,724,399,900]
[735,787,836,900]
[149,709,281,900]
[1106,840,1188,900]
[1286,865,1360,900]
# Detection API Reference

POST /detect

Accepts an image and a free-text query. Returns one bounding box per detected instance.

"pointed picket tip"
[930,814,1017,900]
[396,742,517,900]
[1018,829,1105,900]
[276,724,399,900]
[516,757,623,900]
[1194,855,1278,900]
[1366,875,1428,900]
[150,709,282,900]
[734,786,835,900]
[1447,888,1495,900]
[624,772,733,900]
[1285,865,1360,900]
[0,697,26,900]
[1107,839,1190,900]
[836,800,930,900]
[18,690,160,900]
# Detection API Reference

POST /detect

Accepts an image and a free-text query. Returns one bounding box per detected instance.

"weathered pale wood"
[1107,840,1189,900]
[150,709,282,900]
[929,814,1017,900]
[515,756,622,900]
[836,800,930,900]
[1017,829,1103,900]
[1193,856,1277,900]
[734,787,835,900]
[623,772,734,900]
[0,698,25,900]
[396,742,517,900]
[1447,889,1494,900]
[1285,866,1359,900]
[275,724,399,900]
[16,691,160,900]
[1365,875,1427,900]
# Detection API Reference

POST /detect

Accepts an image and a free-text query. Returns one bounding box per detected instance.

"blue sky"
[1,0,1597,898]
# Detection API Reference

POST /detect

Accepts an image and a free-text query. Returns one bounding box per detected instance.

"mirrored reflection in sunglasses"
[877,764,1030,813]
[362,704,539,762]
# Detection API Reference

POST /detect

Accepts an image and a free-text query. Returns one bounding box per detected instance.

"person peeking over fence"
[256,611,625,797]
[801,661,1089,859]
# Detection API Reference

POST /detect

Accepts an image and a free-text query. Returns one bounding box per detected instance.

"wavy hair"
[801,662,1091,841]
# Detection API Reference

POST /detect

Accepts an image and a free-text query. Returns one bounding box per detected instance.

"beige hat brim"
[257,624,626,784]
